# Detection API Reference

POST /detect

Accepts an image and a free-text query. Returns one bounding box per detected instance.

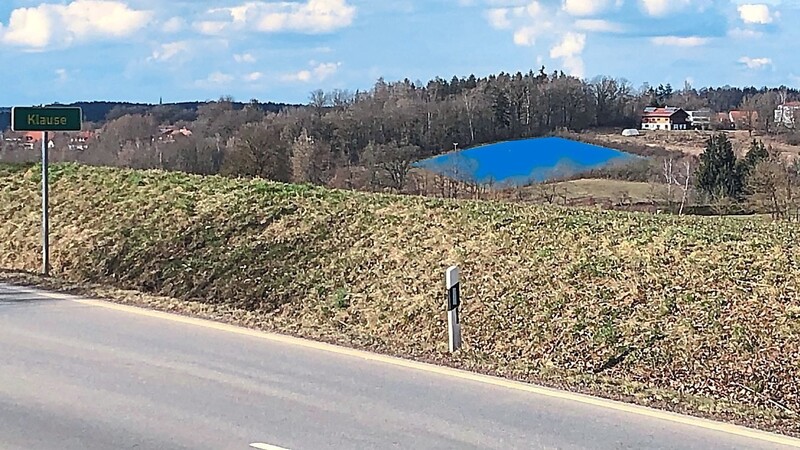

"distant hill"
[1,100,301,130]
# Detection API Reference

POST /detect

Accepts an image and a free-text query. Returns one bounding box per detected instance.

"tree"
[221,122,290,182]
[746,151,795,219]
[737,139,769,192]
[739,95,760,136]
[362,141,421,192]
[696,133,743,200]
[492,90,512,134]
[660,156,694,215]
[291,129,332,185]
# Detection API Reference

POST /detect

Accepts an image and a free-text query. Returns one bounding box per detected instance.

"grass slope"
[2,163,799,435]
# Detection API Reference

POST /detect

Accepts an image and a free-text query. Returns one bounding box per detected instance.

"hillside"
[1,163,799,436]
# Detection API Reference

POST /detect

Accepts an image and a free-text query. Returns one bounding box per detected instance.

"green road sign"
[11,106,82,132]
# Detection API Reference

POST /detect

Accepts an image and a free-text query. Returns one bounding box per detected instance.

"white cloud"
[486,9,511,29]
[525,1,544,17]
[728,27,764,39]
[162,17,185,34]
[55,68,68,82]
[282,61,341,82]
[550,32,586,78]
[739,56,772,69]
[234,53,257,63]
[199,0,356,35]
[0,0,152,49]
[738,4,775,24]
[194,21,229,35]
[244,72,264,82]
[563,0,609,16]
[650,36,709,47]
[149,41,189,62]
[513,26,539,46]
[550,32,585,59]
[205,72,234,85]
[574,19,623,32]
[640,0,690,16]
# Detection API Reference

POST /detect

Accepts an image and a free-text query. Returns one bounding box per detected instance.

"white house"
[686,110,711,130]
[641,107,690,131]
[774,102,800,128]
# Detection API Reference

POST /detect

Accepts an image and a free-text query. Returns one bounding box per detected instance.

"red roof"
[729,110,758,121]
[21,132,43,142]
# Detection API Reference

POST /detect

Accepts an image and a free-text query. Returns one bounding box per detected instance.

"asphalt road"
[0,283,797,450]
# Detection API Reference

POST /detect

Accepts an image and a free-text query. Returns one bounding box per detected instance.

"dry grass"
[515,179,667,205]
[2,162,800,437]
[584,129,800,160]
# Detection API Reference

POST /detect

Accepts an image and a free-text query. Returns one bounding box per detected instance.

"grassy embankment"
[1,162,799,436]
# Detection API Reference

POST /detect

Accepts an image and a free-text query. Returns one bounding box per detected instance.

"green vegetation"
[2,163,799,435]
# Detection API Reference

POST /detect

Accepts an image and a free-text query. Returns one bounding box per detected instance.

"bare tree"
[747,152,796,219]
[222,122,291,182]
[291,129,332,185]
[675,159,692,215]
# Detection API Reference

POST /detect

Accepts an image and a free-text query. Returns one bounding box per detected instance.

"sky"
[1,0,798,106]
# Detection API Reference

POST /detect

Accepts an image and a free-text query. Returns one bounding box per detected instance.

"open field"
[508,178,667,207]
[1,163,799,436]
[577,129,800,160]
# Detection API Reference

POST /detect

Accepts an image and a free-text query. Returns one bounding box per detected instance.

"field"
[1,163,800,436]
[511,179,667,207]
[582,129,800,160]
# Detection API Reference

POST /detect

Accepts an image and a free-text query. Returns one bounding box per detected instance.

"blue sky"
[1,0,798,105]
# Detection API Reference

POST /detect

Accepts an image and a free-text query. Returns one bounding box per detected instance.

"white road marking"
[250,443,291,450]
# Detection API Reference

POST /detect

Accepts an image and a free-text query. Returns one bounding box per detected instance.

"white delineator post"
[445,266,462,352]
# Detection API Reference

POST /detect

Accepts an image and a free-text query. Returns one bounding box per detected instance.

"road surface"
[0,283,797,450]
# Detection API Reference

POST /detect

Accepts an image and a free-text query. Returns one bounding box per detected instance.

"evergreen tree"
[738,139,771,195]
[696,133,743,199]
[492,91,512,131]
[740,139,769,173]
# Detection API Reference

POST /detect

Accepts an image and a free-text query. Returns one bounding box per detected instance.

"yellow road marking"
[9,285,800,448]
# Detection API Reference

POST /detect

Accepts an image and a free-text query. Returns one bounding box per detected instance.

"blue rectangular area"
[414,137,638,185]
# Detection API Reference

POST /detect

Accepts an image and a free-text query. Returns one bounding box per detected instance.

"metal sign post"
[11,106,82,276]
[41,131,49,276]
[445,266,462,352]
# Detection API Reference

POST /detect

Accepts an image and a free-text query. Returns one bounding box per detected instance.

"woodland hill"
[2,69,800,217]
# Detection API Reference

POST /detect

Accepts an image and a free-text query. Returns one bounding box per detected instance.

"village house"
[68,131,94,151]
[640,107,690,131]
[686,109,712,130]
[713,112,733,130]
[728,110,758,130]
[158,126,192,143]
[774,101,800,128]
[8,132,55,150]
